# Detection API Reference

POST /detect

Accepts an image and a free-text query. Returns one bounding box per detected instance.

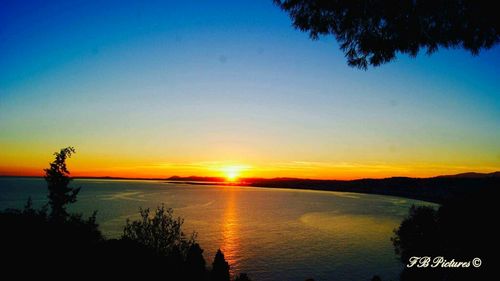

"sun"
[221,165,246,182]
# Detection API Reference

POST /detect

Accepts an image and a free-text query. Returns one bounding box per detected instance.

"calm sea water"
[0,178,434,281]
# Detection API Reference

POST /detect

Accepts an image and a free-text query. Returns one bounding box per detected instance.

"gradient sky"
[1,0,499,179]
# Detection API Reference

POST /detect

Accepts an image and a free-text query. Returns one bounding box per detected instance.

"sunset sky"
[1,0,499,179]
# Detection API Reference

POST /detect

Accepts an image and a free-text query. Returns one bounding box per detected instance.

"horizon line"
[1,170,498,182]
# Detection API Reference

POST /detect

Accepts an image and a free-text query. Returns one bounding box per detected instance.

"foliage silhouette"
[274,0,499,69]
[0,198,103,277]
[392,205,440,262]
[0,197,246,280]
[120,204,209,279]
[186,242,209,280]
[44,146,80,220]
[122,204,195,256]
[212,249,231,281]
[392,189,493,281]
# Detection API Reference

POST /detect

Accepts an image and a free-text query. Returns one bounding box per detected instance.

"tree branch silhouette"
[274,0,499,69]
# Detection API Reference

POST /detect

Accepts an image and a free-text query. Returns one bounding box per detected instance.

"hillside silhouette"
[168,172,499,203]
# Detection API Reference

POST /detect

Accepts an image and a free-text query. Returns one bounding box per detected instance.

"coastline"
[3,172,498,204]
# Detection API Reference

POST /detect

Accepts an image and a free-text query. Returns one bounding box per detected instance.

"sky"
[1,0,499,179]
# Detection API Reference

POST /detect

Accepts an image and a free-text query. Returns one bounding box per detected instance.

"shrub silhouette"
[392,189,493,281]
[392,205,440,262]
[122,204,195,256]
[0,197,103,278]
[274,0,499,69]
[121,205,207,279]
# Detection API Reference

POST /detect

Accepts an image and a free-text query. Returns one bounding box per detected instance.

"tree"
[122,204,194,256]
[392,188,494,281]
[121,205,211,279]
[44,146,79,221]
[186,243,208,280]
[274,0,499,69]
[391,205,440,263]
[211,249,230,281]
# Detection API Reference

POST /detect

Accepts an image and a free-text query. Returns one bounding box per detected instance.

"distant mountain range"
[166,172,499,203]
[166,171,500,182]
[435,171,500,178]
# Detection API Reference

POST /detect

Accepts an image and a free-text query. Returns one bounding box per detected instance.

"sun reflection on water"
[221,189,241,275]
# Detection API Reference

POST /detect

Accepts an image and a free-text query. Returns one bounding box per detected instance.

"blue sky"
[1,0,499,178]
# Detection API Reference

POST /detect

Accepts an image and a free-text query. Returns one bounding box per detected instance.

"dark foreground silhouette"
[274,0,499,69]
[0,147,494,281]
[390,188,494,281]
[0,201,252,280]
[0,147,250,280]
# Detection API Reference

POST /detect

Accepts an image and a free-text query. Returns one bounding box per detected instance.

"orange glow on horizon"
[1,156,498,181]
[2,164,499,181]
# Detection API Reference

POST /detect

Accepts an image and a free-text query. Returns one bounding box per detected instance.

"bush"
[392,189,493,281]
[0,198,103,277]
[122,204,195,256]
